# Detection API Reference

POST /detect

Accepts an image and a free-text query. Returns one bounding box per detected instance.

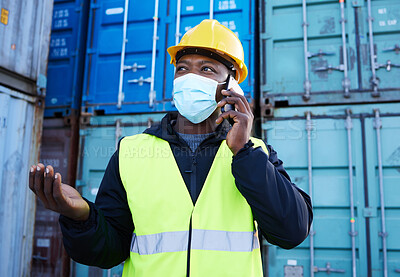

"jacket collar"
[143,112,231,145]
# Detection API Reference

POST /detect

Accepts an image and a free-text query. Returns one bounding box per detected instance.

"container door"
[364,113,400,275]
[45,0,90,117]
[359,0,400,93]
[82,0,168,114]
[260,0,358,105]
[263,115,368,276]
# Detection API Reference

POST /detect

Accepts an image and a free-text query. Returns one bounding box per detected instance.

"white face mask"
[173,73,225,124]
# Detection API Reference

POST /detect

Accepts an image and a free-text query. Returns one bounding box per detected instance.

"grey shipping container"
[0,85,45,276]
[0,0,53,95]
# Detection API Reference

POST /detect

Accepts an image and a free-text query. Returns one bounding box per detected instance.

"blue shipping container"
[259,0,400,109]
[262,103,400,276]
[45,0,90,117]
[82,0,256,115]
[74,113,165,277]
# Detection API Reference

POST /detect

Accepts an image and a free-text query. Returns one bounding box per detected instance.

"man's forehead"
[176,54,224,67]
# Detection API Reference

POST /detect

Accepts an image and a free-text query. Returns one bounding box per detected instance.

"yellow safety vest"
[119,134,269,277]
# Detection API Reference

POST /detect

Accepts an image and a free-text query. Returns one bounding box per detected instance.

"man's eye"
[202,66,215,72]
[176,66,187,72]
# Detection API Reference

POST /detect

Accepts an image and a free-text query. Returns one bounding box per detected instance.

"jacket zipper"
[187,217,192,277]
[187,149,198,277]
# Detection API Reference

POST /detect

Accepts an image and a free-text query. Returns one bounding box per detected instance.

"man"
[30,19,312,276]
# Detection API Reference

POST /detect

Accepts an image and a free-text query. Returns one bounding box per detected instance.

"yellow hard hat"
[167,19,248,84]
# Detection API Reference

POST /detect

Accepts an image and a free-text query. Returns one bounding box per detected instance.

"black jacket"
[59,113,313,269]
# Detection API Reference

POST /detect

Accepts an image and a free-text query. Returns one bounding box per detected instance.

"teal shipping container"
[262,103,400,276]
[259,0,400,111]
[74,113,165,277]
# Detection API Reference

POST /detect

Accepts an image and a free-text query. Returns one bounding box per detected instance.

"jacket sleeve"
[59,149,134,268]
[231,140,313,249]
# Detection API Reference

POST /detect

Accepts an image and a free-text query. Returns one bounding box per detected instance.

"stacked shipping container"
[33,0,90,276]
[0,0,54,275]
[20,0,399,275]
[260,0,400,276]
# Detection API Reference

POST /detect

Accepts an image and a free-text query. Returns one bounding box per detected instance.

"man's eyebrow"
[176,59,219,66]
[176,59,190,65]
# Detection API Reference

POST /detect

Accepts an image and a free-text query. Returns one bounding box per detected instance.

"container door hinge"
[314,263,345,273]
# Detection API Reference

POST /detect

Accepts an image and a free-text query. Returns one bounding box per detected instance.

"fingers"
[34,163,49,207]
[216,110,240,124]
[29,164,63,211]
[44,165,58,208]
[29,166,36,191]
[218,89,251,113]
[52,172,65,206]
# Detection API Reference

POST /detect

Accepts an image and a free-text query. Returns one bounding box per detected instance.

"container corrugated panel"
[262,103,400,276]
[259,0,400,110]
[82,0,256,115]
[74,113,165,277]
[0,86,44,276]
[31,118,72,276]
[44,0,90,117]
[0,0,53,95]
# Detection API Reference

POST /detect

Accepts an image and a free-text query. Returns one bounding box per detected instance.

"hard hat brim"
[167,45,248,84]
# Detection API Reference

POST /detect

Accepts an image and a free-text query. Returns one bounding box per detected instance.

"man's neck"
[174,110,220,134]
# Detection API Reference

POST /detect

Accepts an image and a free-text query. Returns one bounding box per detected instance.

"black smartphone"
[221,75,244,125]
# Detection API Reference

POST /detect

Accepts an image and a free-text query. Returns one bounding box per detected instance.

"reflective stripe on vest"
[119,134,268,277]
[130,230,259,255]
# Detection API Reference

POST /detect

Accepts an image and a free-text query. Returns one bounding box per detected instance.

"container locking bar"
[314,262,345,273]
[124,63,146,72]
[149,0,160,108]
[339,0,350,98]
[314,64,345,73]
[115,119,122,151]
[373,109,388,277]
[209,0,214,19]
[367,0,379,97]
[345,109,357,277]
[175,0,182,45]
[117,0,130,109]
[306,111,315,277]
[302,0,311,101]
